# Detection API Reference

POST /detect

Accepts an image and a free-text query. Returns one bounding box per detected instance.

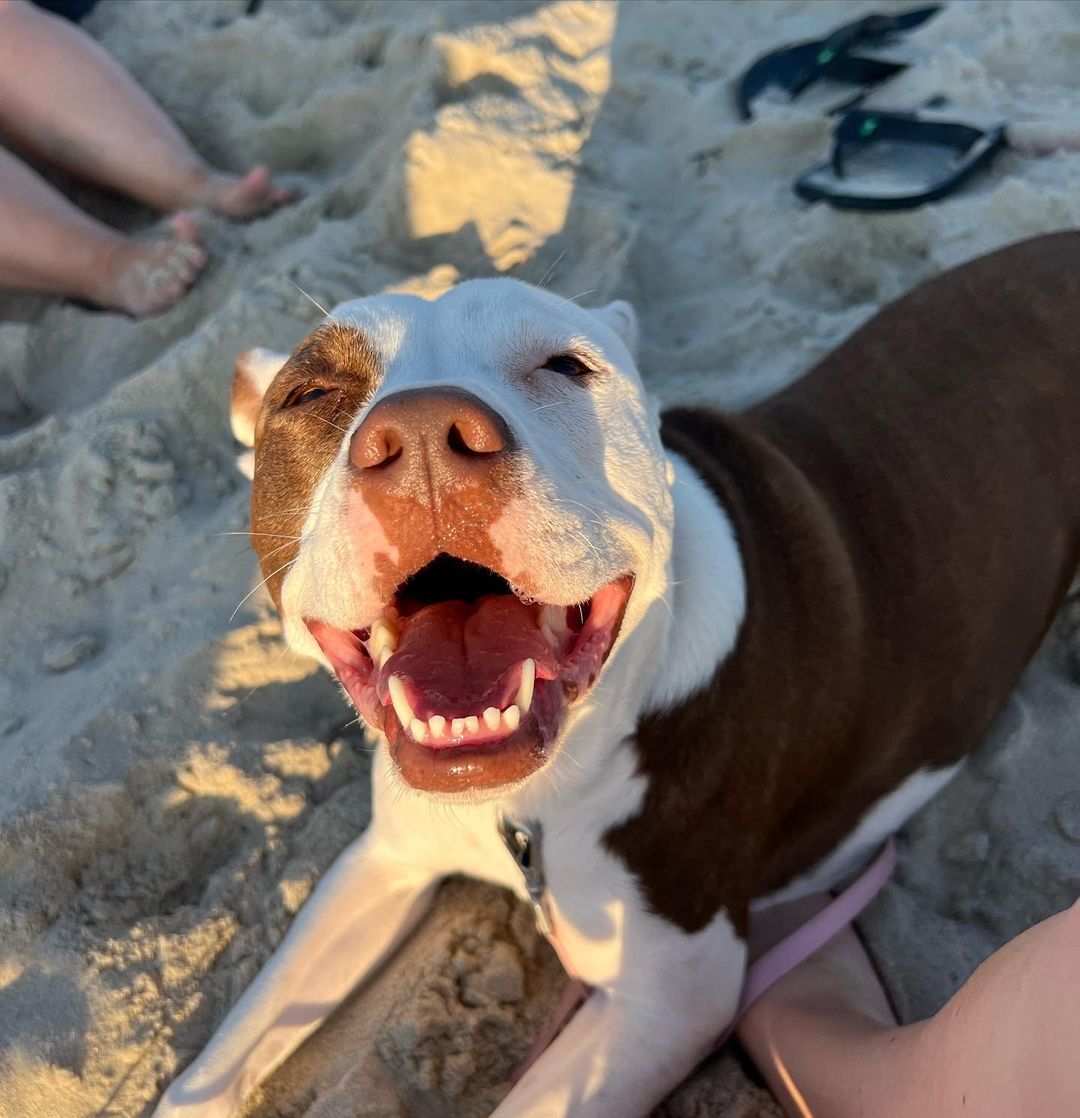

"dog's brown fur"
[250,322,382,605]
[608,232,1080,935]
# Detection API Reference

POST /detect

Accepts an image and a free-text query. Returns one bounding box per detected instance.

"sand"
[1,1,1079,1115]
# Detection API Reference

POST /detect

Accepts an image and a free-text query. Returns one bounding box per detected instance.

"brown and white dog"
[155,233,1080,1117]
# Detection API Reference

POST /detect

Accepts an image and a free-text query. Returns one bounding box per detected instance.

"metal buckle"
[497,812,553,937]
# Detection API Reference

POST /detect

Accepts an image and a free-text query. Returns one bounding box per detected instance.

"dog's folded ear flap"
[592,300,639,354]
[231,348,287,448]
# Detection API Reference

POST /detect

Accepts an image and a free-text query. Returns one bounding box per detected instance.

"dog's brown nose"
[350,388,514,495]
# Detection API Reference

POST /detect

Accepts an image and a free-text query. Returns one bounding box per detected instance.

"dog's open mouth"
[307,555,633,793]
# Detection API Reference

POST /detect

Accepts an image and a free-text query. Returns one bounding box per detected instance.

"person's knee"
[1055,896,1080,949]
[1034,896,1080,954]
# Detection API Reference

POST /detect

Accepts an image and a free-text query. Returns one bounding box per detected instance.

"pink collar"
[508,834,897,1080]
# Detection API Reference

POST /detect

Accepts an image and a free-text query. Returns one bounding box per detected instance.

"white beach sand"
[1,1,1079,1115]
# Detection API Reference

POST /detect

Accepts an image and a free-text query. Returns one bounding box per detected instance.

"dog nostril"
[447,416,507,457]
[354,426,403,470]
[447,423,473,456]
[379,434,403,468]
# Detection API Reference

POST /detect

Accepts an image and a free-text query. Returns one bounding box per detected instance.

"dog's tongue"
[390,594,555,703]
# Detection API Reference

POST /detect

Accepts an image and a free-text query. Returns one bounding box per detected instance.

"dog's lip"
[385,713,549,794]
[305,572,633,792]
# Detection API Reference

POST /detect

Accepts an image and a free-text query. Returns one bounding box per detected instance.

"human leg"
[0,144,206,315]
[739,895,1080,1118]
[0,0,292,218]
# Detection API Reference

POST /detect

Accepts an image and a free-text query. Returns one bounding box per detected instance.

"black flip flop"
[29,0,97,19]
[736,5,941,120]
[794,107,1007,211]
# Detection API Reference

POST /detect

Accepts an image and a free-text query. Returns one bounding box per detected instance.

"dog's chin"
[306,555,633,796]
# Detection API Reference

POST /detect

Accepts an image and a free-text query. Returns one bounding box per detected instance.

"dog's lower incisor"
[155,232,1080,1117]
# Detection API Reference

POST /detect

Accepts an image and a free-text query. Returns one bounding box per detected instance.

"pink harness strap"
[715,836,897,1047]
[511,838,897,1081]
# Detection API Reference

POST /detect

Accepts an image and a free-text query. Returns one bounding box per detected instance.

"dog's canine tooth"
[515,658,535,714]
[465,715,480,734]
[410,718,428,743]
[538,604,568,649]
[451,717,467,738]
[483,706,500,730]
[429,715,446,739]
[378,647,392,668]
[370,618,398,658]
[387,674,415,729]
[538,604,565,630]
[503,704,521,731]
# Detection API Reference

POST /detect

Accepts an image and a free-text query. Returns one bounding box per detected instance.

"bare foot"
[190,164,295,219]
[95,211,207,316]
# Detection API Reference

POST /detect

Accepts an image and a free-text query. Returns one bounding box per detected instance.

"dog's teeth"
[387,675,415,729]
[429,715,446,739]
[503,704,521,731]
[539,604,564,629]
[514,658,535,714]
[538,605,568,648]
[465,715,480,734]
[483,706,500,730]
[451,717,467,738]
[370,618,398,659]
[378,647,392,668]
[410,718,428,742]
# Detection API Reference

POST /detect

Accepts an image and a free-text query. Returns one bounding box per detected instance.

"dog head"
[232,279,674,798]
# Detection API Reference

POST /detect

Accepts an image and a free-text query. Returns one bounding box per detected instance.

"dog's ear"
[231,348,287,447]
[592,300,639,354]
[232,348,287,480]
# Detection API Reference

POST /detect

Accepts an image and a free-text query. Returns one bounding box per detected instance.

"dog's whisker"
[292,281,331,318]
[247,527,358,567]
[257,537,312,564]
[229,557,297,623]
[537,249,567,290]
[431,798,462,831]
[311,414,351,436]
[569,529,605,568]
[260,504,331,516]
[557,496,602,517]
[553,495,607,531]
[212,531,308,541]
[553,745,585,778]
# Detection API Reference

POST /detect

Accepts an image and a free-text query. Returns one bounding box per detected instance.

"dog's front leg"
[153,830,439,1117]
[491,937,746,1118]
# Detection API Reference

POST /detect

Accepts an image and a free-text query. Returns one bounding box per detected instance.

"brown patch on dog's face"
[365,484,523,601]
[250,323,382,608]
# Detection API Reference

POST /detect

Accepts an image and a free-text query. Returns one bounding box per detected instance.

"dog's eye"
[282,384,330,409]
[542,354,592,377]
